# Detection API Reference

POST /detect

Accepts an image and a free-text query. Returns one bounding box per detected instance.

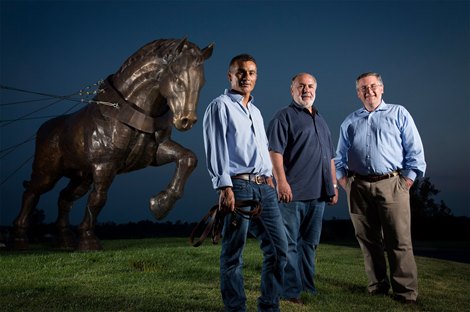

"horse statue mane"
[12,38,214,251]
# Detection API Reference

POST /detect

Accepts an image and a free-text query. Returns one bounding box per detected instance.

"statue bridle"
[95,76,171,133]
[93,47,204,133]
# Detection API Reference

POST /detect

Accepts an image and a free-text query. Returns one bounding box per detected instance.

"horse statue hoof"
[12,227,29,250]
[149,191,178,220]
[78,230,103,251]
[57,228,77,250]
[12,238,29,250]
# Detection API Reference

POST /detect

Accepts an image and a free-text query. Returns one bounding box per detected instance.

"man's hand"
[219,187,235,212]
[403,177,414,189]
[328,187,339,205]
[276,180,293,203]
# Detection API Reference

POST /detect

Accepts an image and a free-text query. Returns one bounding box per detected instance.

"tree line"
[1,177,468,245]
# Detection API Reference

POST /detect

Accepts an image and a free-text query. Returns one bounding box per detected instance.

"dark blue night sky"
[1,0,469,226]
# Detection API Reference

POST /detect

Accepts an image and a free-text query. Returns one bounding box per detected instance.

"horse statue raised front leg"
[12,38,214,251]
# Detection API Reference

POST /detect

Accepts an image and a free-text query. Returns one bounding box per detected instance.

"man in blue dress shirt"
[203,54,288,312]
[267,73,338,304]
[335,72,426,304]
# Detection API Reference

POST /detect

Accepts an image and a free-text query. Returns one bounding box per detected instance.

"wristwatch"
[333,184,339,189]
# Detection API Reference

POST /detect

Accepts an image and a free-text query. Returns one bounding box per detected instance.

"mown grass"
[1,238,469,311]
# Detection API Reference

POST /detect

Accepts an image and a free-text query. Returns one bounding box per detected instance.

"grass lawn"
[1,237,469,311]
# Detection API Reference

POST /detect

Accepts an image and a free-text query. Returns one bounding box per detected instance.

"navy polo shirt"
[267,102,336,201]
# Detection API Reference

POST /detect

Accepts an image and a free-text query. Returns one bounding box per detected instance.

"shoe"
[393,295,417,305]
[283,298,304,305]
[369,288,389,296]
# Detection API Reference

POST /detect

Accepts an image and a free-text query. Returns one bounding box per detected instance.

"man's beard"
[298,100,314,108]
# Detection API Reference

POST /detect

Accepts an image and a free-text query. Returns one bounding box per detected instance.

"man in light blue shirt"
[203,54,287,312]
[335,72,426,305]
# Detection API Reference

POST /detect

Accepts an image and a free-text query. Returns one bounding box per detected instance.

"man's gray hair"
[355,72,384,89]
[291,73,317,87]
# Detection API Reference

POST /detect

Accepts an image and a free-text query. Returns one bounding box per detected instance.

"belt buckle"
[254,175,264,184]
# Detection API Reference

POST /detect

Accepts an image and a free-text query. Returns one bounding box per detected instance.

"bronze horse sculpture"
[12,38,214,250]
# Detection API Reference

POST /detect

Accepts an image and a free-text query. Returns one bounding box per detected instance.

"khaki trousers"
[346,175,418,300]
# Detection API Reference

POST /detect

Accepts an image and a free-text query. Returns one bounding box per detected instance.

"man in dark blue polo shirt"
[267,72,338,304]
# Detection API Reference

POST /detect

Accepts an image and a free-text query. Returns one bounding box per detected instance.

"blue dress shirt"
[203,89,273,189]
[335,101,426,181]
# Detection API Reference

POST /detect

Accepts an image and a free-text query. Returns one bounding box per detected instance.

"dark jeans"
[279,199,325,298]
[220,179,288,312]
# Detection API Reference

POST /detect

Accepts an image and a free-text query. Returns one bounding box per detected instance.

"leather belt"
[231,174,270,185]
[349,170,400,183]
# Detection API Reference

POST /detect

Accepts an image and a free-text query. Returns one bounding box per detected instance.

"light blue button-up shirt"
[203,89,272,189]
[335,101,426,181]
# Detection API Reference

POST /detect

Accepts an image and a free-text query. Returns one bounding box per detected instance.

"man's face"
[291,74,316,108]
[356,75,384,111]
[228,60,257,96]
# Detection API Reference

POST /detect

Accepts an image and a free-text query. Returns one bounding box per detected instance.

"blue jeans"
[220,179,288,312]
[279,199,325,299]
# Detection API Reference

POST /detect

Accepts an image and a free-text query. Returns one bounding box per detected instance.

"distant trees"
[7,177,460,244]
[410,177,452,219]
[408,178,469,241]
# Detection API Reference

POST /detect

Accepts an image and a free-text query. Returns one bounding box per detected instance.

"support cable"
[0,155,34,187]
[0,82,102,187]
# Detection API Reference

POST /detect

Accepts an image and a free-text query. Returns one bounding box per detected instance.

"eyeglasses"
[358,84,382,92]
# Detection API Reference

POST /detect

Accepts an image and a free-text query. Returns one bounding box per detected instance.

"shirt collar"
[225,89,254,106]
[290,101,318,115]
[375,100,388,111]
[360,100,388,114]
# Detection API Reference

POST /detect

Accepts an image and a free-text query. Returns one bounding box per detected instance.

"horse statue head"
[112,38,214,131]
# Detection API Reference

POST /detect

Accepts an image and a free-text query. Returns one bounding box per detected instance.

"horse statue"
[12,38,214,251]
